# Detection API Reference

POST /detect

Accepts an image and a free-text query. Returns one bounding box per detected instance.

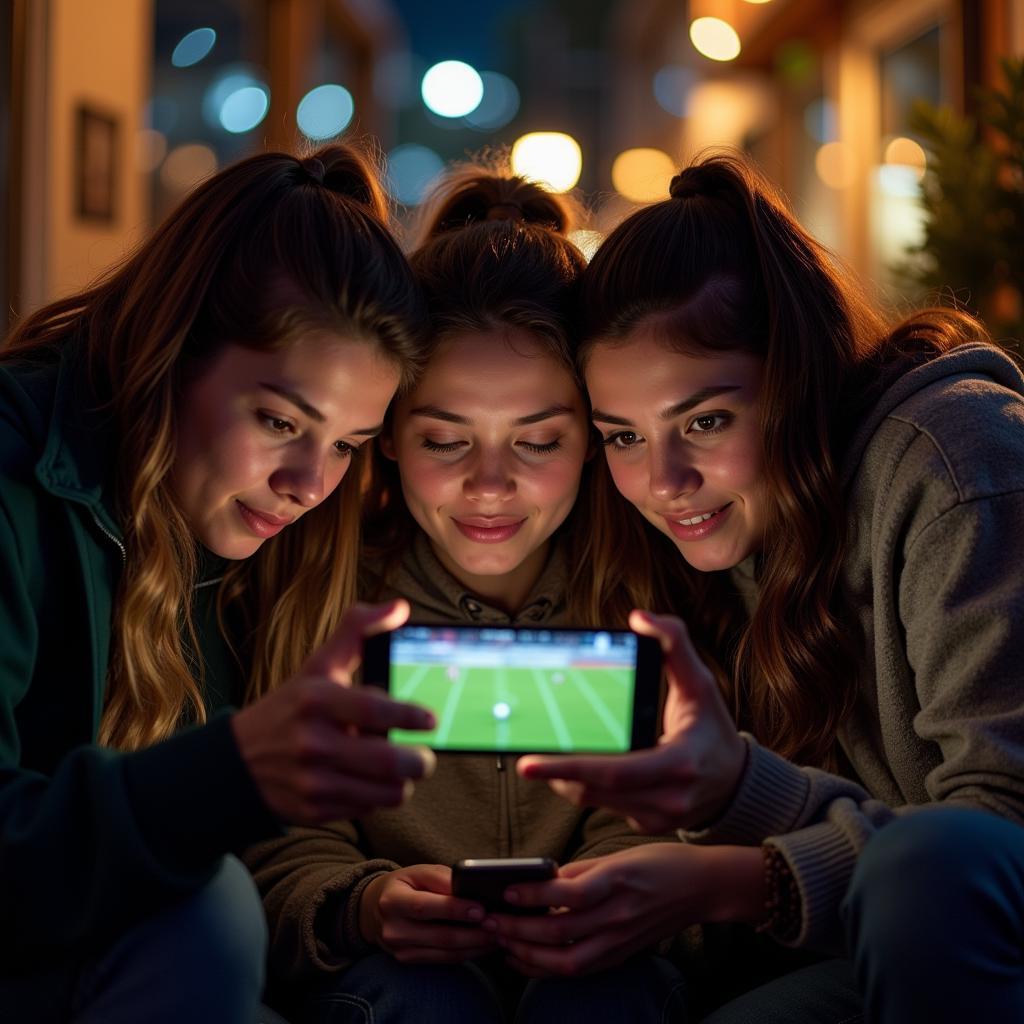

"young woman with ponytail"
[486,154,1024,1022]
[0,144,437,1023]
[246,165,687,1024]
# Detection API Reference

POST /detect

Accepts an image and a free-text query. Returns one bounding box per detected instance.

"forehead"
[410,328,579,407]
[586,327,762,407]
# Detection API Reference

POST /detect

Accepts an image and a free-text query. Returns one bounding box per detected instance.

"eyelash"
[257,412,356,458]
[420,439,563,455]
[600,413,732,450]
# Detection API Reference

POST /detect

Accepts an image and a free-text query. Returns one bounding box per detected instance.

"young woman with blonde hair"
[0,143,436,1023]
[485,154,1024,1022]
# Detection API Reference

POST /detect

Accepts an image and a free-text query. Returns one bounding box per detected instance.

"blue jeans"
[0,855,269,1024]
[301,950,687,1023]
[702,806,1024,1023]
[843,806,1024,1023]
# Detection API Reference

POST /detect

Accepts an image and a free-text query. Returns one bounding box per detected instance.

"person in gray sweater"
[246,167,686,1024]
[485,154,1024,1023]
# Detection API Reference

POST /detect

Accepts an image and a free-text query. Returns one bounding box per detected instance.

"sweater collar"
[394,529,569,626]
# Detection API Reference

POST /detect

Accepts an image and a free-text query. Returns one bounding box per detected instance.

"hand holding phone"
[358,864,497,964]
[451,857,557,915]
[364,625,661,754]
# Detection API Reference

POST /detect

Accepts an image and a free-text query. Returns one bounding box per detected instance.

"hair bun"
[413,164,578,244]
[669,168,706,200]
[300,143,389,221]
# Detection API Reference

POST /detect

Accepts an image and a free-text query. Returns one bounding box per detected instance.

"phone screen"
[382,625,647,753]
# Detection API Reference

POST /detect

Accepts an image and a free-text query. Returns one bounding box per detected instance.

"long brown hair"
[363,163,645,626]
[3,143,427,750]
[579,152,987,764]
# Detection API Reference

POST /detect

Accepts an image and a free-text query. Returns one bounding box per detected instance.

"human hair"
[579,151,990,764]
[2,143,427,751]
[363,163,646,626]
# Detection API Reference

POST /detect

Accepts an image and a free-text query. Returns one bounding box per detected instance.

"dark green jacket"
[0,349,277,964]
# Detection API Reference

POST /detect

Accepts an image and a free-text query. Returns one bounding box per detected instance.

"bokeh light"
[611,148,676,203]
[465,71,520,131]
[775,39,817,85]
[219,86,269,134]
[160,144,218,191]
[653,65,695,118]
[878,137,927,197]
[510,132,582,193]
[136,129,167,173]
[203,68,266,129]
[815,142,858,189]
[171,28,216,68]
[387,143,445,205]
[689,18,741,62]
[297,84,354,140]
[568,229,604,262]
[421,60,484,118]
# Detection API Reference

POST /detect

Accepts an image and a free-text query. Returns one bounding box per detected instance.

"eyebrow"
[260,382,383,436]
[408,403,575,427]
[591,386,741,426]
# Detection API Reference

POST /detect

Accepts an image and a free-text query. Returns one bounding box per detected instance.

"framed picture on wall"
[75,104,118,222]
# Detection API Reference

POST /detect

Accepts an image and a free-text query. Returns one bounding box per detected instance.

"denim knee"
[171,853,269,989]
[843,805,1023,952]
[72,855,268,1024]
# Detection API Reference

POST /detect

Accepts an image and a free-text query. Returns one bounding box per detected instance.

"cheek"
[603,454,646,502]
[398,456,458,506]
[525,459,584,507]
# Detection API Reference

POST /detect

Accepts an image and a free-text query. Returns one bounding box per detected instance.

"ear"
[378,431,397,460]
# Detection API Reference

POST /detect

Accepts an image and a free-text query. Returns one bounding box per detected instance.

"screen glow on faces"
[171,331,401,560]
[585,326,768,572]
[386,329,590,607]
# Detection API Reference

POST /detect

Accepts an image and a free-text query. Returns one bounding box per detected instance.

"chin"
[204,532,264,561]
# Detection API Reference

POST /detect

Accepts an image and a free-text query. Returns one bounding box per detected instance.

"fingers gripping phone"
[452,857,557,915]
[364,624,661,754]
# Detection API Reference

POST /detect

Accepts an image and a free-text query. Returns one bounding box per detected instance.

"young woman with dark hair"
[0,143,437,1023]
[246,165,687,1024]
[482,154,1024,1022]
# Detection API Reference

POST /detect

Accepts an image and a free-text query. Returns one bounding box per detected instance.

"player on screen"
[244,164,687,1024]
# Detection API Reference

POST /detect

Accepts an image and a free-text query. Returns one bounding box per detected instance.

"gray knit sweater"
[681,343,1024,951]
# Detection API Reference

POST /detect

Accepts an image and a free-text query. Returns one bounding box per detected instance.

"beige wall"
[29,0,151,304]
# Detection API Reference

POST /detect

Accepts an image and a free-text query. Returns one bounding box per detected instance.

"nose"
[269,445,334,509]
[648,437,701,502]
[463,447,516,502]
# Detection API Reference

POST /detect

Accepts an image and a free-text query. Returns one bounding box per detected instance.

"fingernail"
[416,746,437,778]
[467,906,483,922]
[482,918,497,932]
[504,889,520,905]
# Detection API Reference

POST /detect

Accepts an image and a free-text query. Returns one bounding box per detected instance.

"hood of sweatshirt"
[839,341,1024,488]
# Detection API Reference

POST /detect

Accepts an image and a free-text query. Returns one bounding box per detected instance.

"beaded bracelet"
[756,843,802,942]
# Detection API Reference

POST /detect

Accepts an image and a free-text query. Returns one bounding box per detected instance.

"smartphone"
[451,857,557,915]
[364,623,661,754]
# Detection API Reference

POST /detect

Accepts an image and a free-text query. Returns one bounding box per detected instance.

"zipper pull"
[495,755,505,771]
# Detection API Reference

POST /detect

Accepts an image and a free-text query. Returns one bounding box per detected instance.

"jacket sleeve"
[0,460,278,959]
[245,821,400,987]
[680,489,1024,952]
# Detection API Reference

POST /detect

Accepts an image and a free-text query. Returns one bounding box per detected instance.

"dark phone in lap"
[452,857,557,915]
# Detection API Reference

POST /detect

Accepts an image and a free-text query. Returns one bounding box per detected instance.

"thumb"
[303,599,410,682]
[628,609,706,704]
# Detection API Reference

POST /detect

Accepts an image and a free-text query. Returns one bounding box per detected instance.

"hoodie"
[247,529,671,991]
[681,343,1024,951]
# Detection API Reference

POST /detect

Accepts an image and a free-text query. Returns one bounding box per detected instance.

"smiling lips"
[661,502,732,541]
[451,515,527,544]
[236,500,295,539]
